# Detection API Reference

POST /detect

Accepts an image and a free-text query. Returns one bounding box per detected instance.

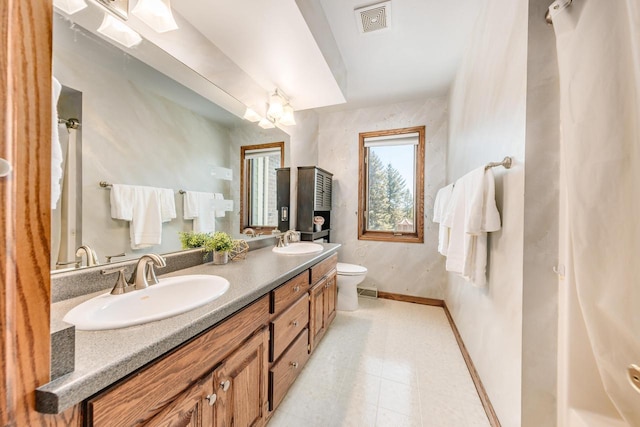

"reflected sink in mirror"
[63,275,230,331]
[272,243,324,255]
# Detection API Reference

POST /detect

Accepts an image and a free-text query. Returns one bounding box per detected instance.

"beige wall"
[317,97,448,298]
[445,0,528,426]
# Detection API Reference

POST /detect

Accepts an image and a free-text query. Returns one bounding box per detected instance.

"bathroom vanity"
[37,244,339,426]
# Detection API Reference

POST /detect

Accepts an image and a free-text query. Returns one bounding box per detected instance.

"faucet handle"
[105,252,126,263]
[102,267,129,295]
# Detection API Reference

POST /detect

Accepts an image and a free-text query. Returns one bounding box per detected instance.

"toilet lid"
[337,262,367,276]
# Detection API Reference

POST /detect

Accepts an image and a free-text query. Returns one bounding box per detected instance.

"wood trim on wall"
[239,141,284,234]
[377,292,502,427]
[1,1,80,425]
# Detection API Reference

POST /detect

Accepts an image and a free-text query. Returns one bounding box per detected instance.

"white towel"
[158,188,177,222]
[443,178,465,275]
[51,77,63,209]
[433,184,454,256]
[462,168,500,287]
[214,193,225,217]
[464,168,501,235]
[183,191,216,233]
[443,167,501,287]
[110,184,174,249]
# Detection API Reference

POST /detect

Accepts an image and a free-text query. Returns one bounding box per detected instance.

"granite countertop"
[37,243,340,414]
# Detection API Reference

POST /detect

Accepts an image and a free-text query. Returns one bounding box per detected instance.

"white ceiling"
[58,0,484,121]
[318,0,484,108]
[173,0,483,112]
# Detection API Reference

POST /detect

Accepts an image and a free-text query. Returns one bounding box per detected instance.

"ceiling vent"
[355,1,391,34]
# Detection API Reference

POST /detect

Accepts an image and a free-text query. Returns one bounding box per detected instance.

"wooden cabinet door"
[308,278,327,353]
[212,328,269,427]
[325,270,337,326]
[145,373,214,427]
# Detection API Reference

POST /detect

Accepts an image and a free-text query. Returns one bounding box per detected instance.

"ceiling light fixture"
[267,89,285,120]
[258,118,276,129]
[266,88,296,127]
[53,0,88,14]
[132,0,179,33]
[279,104,296,126]
[97,13,143,48]
[243,108,262,122]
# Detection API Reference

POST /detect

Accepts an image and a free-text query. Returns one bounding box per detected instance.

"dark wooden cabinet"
[297,166,333,242]
[145,373,214,427]
[276,167,290,232]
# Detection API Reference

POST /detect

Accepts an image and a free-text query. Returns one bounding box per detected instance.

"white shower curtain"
[551,0,640,424]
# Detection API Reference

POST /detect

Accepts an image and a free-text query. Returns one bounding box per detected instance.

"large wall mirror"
[51,11,289,272]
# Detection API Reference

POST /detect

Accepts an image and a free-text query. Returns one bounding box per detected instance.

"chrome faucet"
[76,245,99,267]
[284,230,299,244]
[276,230,299,248]
[128,254,166,290]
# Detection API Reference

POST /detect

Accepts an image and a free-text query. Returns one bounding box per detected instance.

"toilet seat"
[337,262,367,276]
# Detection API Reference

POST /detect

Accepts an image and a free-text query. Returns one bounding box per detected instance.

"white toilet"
[336,262,368,311]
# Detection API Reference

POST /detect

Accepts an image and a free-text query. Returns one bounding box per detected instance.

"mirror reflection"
[51,13,289,272]
[240,142,284,233]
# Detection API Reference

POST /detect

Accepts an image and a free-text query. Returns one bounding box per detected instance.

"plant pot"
[213,251,229,265]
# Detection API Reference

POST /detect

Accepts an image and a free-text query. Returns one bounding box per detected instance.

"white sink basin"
[63,275,230,331]
[272,242,324,255]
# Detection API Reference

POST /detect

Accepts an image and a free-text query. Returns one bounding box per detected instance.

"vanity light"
[53,0,88,14]
[258,118,276,129]
[267,90,285,120]
[279,104,296,126]
[97,13,143,48]
[132,0,179,33]
[243,108,262,122]
[265,88,296,127]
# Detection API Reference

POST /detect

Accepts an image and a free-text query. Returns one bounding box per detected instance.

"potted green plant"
[178,231,211,249]
[204,231,234,265]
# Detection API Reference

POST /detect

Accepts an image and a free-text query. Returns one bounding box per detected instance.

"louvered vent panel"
[323,179,332,209]
[355,1,391,34]
[315,173,324,209]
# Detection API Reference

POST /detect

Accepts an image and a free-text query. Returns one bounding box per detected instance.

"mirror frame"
[240,142,285,234]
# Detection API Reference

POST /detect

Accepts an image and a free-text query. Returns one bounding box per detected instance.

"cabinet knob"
[291,320,298,327]
[206,394,217,406]
[290,361,299,369]
[220,380,230,392]
[293,285,300,292]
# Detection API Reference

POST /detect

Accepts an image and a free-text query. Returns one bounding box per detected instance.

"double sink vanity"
[38,240,339,426]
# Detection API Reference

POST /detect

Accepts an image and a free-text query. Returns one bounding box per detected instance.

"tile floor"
[268,297,491,427]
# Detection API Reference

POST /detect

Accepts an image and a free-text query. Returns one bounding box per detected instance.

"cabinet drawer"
[271,271,309,314]
[310,253,337,285]
[270,329,310,411]
[270,295,309,362]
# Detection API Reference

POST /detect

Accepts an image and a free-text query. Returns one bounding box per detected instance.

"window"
[358,126,425,243]
[240,142,284,232]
